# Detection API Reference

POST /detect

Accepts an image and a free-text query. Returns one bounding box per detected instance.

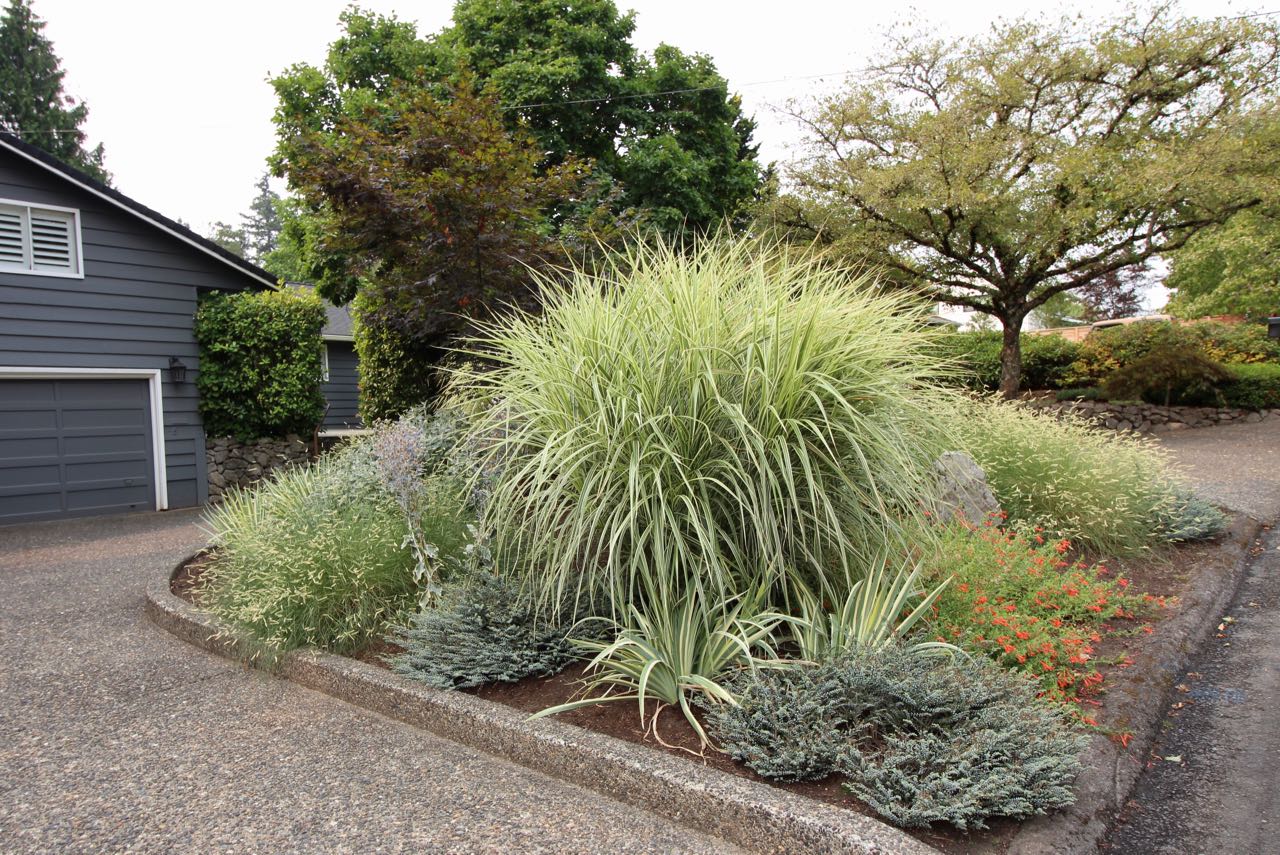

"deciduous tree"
[1166,208,1280,319]
[773,8,1280,394]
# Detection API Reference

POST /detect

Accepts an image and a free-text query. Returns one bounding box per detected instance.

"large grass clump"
[950,397,1179,554]
[458,238,956,614]
[201,413,474,655]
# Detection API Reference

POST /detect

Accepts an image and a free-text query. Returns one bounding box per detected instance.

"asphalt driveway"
[0,510,738,854]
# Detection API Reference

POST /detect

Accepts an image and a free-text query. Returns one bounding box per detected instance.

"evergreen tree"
[0,0,108,182]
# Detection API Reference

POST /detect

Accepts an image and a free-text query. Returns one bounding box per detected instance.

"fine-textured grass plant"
[949,397,1179,555]
[201,459,419,654]
[457,238,957,616]
[200,419,475,655]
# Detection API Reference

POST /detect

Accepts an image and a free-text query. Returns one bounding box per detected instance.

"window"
[0,200,82,277]
[321,344,330,383]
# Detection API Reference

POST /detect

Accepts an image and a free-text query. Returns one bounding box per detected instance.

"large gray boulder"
[930,451,1001,526]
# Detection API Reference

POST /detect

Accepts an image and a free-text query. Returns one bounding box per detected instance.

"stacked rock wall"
[1023,398,1276,434]
[206,435,314,501]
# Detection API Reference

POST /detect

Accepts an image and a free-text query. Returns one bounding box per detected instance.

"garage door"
[0,378,155,524]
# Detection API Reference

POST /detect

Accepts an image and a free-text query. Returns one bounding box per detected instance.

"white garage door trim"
[0,367,168,511]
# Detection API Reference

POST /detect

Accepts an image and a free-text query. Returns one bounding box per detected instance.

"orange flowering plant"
[926,514,1156,717]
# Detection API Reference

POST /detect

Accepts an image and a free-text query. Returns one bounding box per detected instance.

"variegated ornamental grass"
[201,438,473,655]
[458,239,959,618]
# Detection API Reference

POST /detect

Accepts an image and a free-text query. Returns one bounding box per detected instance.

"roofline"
[0,132,277,290]
[323,334,355,342]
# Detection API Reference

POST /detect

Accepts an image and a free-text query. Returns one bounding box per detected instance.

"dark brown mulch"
[171,551,215,603]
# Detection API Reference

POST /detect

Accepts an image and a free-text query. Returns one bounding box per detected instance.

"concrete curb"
[144,569,939,855]
[1005,514,1265,855]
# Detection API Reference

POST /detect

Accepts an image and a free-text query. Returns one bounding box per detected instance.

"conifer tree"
[0,0,108,182]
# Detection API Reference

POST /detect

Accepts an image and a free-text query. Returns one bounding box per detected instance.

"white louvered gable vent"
[0,201,82,277]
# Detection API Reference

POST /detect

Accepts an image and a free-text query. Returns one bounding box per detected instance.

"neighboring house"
[0,132,358,524]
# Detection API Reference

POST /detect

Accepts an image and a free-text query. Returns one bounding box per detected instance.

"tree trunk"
[998,317,1024,398]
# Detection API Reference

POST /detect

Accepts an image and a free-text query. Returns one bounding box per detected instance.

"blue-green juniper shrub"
[709,645,1087,830]
[387,573,580,689]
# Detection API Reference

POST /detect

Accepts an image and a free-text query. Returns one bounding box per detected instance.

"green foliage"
[1064,321,1187,386]
[1022,336,1083,390]
[352,293,446,424]
[938,332,1078,390]
[950,397,1178,554]
[778,556,953,661]
[533,580,785,747]
[1187,320,1280,365]
[1054,387,1104,402]
[927,522,1148,705]
[194,288,326,440]
[0,0,109,182]
[201,456,416,655]
[1167,209,1280,319]
[1220,362,1280,409]
[1101,345,1232,406]
[461,239,955,619]
[271,4,762,245]
[201,418,477,654]
[770,8,1280,393]
[205,173,285,272]
[936,331,1003,390]
[1066,320,1279,390]
[710,646,1086,829]
[389,573,578,688]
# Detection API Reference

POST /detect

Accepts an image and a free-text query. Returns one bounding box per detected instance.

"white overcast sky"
[34,0,1246,236]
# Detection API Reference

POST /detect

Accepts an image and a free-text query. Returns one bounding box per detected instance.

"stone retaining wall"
[206,435,314,500]
[1023,397,1278,434]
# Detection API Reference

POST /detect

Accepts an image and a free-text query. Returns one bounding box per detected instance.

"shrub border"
[144,566,938,855]
[144,514,1260,854]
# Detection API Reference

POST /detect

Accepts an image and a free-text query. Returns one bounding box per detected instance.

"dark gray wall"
[321,341,362,429]
[0,149,261,509]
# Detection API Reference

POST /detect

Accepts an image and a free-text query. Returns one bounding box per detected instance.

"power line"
[4,7,1279,132]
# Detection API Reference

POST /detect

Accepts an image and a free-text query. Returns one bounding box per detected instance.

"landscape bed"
[162,242,1264,853]
[163,516,1259,855]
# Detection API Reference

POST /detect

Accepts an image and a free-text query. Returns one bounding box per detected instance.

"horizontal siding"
[0,148,264,509]
[322,342,362,429]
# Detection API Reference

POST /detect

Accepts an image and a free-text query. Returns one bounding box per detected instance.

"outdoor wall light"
[168,357,188,384]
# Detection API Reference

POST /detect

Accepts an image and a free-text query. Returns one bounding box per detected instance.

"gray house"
[319,296,361,432]
[0,132,361,524]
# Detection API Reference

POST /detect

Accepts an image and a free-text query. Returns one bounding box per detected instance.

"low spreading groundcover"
[191,238,1224,840]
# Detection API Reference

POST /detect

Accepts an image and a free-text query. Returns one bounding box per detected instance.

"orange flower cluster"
[930,516,1153,715]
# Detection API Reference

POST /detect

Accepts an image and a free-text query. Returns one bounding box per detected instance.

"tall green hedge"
[352,290,442,423]
[194,288,327,440]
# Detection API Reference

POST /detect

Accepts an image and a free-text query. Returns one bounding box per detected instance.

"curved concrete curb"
[145,569,938,855]
[1005,514,1265,855]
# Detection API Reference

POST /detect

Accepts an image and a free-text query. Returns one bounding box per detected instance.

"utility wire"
[4,7,1279,132]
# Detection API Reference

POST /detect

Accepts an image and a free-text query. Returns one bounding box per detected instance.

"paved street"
[1102,418,1280,853]
[0,511,738,854]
